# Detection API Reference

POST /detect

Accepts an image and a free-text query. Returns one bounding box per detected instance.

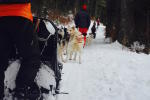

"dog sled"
[4,17,62,100]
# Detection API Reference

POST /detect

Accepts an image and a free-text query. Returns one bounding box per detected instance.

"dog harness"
[77,35,83,43]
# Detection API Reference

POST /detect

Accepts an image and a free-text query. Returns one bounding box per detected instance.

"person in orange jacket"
[0,1,41,99]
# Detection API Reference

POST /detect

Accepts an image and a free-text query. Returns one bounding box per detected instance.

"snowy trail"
[57,25,150,100]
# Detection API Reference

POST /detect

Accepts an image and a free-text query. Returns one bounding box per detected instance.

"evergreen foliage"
[31,0,106,23]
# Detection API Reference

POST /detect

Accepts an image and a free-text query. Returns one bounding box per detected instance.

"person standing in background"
[74,4,91,47]
[91,21,96,39]
[96,17,100,28]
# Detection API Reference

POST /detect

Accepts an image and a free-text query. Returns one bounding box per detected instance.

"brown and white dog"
[65,26,84,64]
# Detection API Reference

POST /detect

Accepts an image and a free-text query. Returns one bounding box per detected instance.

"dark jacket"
[74,10,91,28]
[91,22,96,33]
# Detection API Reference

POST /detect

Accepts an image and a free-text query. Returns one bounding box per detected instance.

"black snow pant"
[0,17,41,98]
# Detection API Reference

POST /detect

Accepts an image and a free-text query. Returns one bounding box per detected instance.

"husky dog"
[57,27,70,62]
[65,26,83,64]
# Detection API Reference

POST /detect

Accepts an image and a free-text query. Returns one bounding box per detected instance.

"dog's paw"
[62,59,67,63]
[73,58,76,61]
[69,58,72,60]
[79,59,82,64]
[62,60,65,63]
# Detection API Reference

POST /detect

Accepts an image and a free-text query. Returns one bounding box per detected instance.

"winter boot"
[13,83,41,100]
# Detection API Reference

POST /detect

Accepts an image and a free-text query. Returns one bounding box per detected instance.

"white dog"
[65,27,83,64]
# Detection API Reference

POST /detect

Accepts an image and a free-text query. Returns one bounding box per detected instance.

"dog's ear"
[72,26,75,30]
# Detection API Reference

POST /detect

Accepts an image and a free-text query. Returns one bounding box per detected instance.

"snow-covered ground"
[57,24,150,100]
[4,21,150,100]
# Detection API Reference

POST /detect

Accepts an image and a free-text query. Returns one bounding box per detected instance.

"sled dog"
[57,27,70,62]
[65,26,83,64]
[86,33,94,46]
